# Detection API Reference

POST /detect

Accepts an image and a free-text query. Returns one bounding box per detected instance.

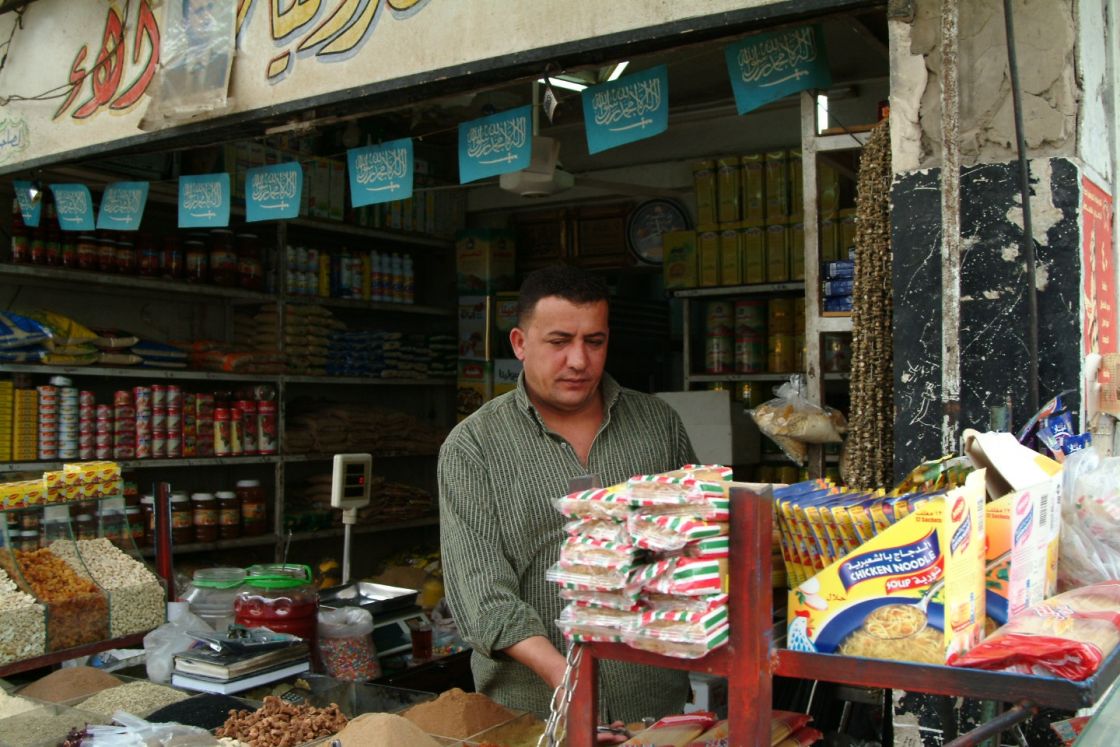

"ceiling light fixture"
[537,76,588,93]
[606,61,629,81]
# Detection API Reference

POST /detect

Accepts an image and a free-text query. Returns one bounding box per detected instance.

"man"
[439,264,695,725]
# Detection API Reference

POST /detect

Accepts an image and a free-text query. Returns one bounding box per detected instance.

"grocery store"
[0,1,1115,746]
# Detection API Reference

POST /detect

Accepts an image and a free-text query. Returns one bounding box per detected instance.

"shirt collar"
[515,370,623,433]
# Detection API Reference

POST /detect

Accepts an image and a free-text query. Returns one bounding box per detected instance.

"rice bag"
[628,511,728,553]
[0,312,52,350]
[0,347,47,362]
[43,350,98,366]
[91,329,140,349]
[559,587,642,612]
[555,485,632,520]
[18,309,96,346]
[630,557,728,597]
[558,536,636,568]
[625,623,729,659]
[622,713,717,746]
[947,581,1120,680]
[564,516,629,544]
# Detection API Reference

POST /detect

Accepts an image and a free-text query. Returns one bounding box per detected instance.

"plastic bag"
[81,710,218,745]
[0,311,51,349]
[751,378,847,466]
[318,606,380,681]
[1057,451,1120,591]
[947,581,1120,680]
[143,602,212,684]
[147,0,234,123]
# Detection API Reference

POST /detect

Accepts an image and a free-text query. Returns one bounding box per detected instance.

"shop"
[0,0,1115,745]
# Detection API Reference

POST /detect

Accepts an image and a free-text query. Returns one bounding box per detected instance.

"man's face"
[510,297,609,415]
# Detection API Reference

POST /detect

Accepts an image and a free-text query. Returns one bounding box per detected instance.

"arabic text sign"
[12,180,40,228]
[49,183,95,231]
[582,65,669,155]
[178,173,231,228]
[246,162,303,222]
[96,181,149,230]
[348,138,413,207]
[458,106,532,184]
[725,25,831,115]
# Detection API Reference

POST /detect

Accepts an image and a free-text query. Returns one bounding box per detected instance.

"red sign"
[1083,177,1116,355]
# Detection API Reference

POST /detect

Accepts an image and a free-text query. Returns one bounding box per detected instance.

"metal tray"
[320,582,419,615]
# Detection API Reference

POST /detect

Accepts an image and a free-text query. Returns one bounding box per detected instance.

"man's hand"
[502,636,568,689]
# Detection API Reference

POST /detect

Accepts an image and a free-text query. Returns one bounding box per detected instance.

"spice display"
[401,687,515,740]
[331,712,442,747]
[0,687,37,719]
[0,563,45,665]
[48,538,165,637]
[17,665,122,702]
[75,681,189,720]
[0,705,104,745]
[845,118,894,489]
[215,695,347,747]
[147,694,254,731]
[7,547,108,650]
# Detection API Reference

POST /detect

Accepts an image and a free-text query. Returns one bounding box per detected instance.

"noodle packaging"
[787,470,987,665]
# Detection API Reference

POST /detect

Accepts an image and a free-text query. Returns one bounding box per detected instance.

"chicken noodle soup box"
[788,470,987,664]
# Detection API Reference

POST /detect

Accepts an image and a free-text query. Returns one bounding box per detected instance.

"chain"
[538,644,585,747]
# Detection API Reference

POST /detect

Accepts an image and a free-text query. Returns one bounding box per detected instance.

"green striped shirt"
[438,372,696,721]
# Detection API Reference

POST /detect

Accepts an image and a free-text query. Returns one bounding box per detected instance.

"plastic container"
[191,492,219,543]
[217,491,240,540]
[183,567,246,632]
[171,492,193,544]
[318,606,379,681]
[237,479,267,536]
[235,564,319,644]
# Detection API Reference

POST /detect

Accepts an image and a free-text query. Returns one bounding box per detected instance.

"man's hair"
[516,264,610,327]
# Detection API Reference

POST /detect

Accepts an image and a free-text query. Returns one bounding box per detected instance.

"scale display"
[331,453,372,509]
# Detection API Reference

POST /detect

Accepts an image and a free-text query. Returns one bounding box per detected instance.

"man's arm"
[503,636,567,690]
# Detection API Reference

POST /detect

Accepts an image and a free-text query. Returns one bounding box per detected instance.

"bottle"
[390,253,403,303]
[339,248,351,298]
[403,255,415,304]
[236,233,263,290]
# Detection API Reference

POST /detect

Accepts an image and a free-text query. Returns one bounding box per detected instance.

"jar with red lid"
[209,229,238,286]
[234,564,318,646]
[77,235,98,269]
[237,479,267,536]
[162,236,185,278]
[10,228,29,263]
[97,237,117,272]
[138,235,160,276]
[115,238,137,274]
[185,240,208,282]
[236,233,264,290]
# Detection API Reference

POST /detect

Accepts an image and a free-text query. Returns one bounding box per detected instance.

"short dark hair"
[516,264,610,326]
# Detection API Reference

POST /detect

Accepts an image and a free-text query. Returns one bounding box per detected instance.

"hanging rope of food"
[845,118,894,489]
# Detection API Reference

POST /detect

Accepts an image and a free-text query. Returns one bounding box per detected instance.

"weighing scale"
[327,454,430,659]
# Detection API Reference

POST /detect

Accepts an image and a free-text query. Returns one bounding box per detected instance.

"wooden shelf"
[0,263,274,301]
[0,632,148,678]
[671,282,804,298]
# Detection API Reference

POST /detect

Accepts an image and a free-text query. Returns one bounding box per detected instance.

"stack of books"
[171,640,310,694]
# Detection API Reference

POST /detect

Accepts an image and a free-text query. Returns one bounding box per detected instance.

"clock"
[626,199,690,265]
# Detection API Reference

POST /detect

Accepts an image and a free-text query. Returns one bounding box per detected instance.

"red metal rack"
[568,485,1120,746]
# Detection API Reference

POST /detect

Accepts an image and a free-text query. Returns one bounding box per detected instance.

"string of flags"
[13,25,829,231]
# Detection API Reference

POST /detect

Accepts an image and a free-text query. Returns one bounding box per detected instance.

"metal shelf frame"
[0,364,453,388]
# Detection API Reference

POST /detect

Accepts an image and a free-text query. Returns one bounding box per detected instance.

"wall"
[1077,0,1116,185]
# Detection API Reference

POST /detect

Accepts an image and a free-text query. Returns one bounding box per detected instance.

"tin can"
[166,385,182,408]
[152,407,167,431]
[167,433,182,458]
[79,390,95,407]
[113,446,135,460]
[79,445,95,460]
[151,385,166,409]
[95,432,112,448]
[767,298,795,334]
[767,334,796,373]
[214,408,231,456]
[734,334,766,374]
[240,401,258,455]
[113,390,132,407]
[133,386,151,409]
[733,299,767,335]
[704,335,733,374]
[96,404,112,420]
[705,301,734,337]
[152,432,166,459]
[777,466,799,484]
[136,419,151,438]
[167,408,182,435]
[96,445,111,459]
[230,406,243,457]
[257,401,277,455]
[135,436,151,459]
[115,405,136,421]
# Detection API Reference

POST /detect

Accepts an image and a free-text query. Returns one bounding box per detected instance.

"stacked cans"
[239,400,258,455]
[78,390,95,459]
[58,387,79,459]
[95,403,112,459]
[183,393,197,457]
[113,389,136,460]
[37,385,58,461]
[134,386,152,458]
[195,393,215,457]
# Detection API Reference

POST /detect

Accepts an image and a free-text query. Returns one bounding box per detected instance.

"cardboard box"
[985,475,1061,627]
[719,226,741,286]
[740,226,766,285]
[766,224,789,283]
[697,228,721,287]
[693,161,717,227]
[457,296,493,361]
[740,153,766,226]
[456,229,516,294]
[662,230,698,290]
[787,470,987,665]
[819,162,840,213]
[493,359,523,396]
[457,360,491,421]
[716,157,741,225]
[961,429,1062,500]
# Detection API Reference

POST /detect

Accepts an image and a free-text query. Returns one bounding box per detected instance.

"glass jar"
[138,234,160,276]
[29,231,46,265]
[185,240,208,283]
[171,491,194,544]
[45,229,61,266]
[236,233,264,290]
[209,229,238,286]
[20,510,40,532]
[162,236,184,279]
[183,567,246,633]
[229,404,243,456]
[125,506,143,543]
[60,235,79,268]
[213,407,231,456]
[77,234,98,269]
[234,564,318,643]
[9,228,29,263]
[18,530,39,552]
[191,492,219,543]
[239,400,258,455]
[236,479,267,536]
[114,239,137,274]
[217,491,240,540]
[97,237,117,272]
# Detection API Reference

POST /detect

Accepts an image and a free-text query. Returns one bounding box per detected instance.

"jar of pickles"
[138,234,160,276]
[77,234,98,269]
[237,479,267,536]
[192,493,219,542]
[234,564,319,643]
[217,491,240,540]
[10,228,29,263]
[114,238,137,274]
[162,236,184,279]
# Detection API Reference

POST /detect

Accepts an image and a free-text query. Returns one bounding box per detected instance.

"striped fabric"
[438,372,696,721]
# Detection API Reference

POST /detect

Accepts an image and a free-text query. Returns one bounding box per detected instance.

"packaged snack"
[625,623,729,659]
[555,485,632,520]
[751,378,846,466]
[559,603,641,631]
[559,587,642,612]
[628,605,728,639]
[623,473,729,508]
[547,561,632,592]
[630,557,727,597]
[564,517,629,544]
[643,593,727,615]
[622,713,717,746]
[628,511,728,553]
[0,311,52,349]
[769,711,813,744]
[558,536,636,568]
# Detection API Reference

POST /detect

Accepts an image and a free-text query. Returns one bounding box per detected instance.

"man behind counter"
[439,264,696,728]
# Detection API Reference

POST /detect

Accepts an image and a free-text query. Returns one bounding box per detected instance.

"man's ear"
[510,327,527,361]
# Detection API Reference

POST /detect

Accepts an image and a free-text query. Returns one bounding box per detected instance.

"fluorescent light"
[537,77,588,93]
[816,94,829,133]
[606,61,629,81]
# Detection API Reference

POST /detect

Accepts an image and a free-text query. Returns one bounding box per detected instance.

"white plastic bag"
[143,602,212,684]
[750,377,847,465]
[1058,452,1120,591]
[318,606,379,681]
[82,710,218,745]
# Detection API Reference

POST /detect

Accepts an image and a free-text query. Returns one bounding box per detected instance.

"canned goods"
[59,449,79,460]
[37,385,58,400]
[734,335,766,373]
[167,385,181,408]
[96,445,112,459]
[113,390,132,406]
[152,433,167,458]
[114,418,135,434]
[96,404,113,419]
[152,385,166,408]
[767,334,796,373]
[822,333,852,373]
[79,446,95,459]
[135,437,151,459]
[152,407,167,430]
[39,447,58,460]
[136,420,151,438]
[79,391,96,407]
[768,298,795,334]
[96,433,112,448]
[79,433,95,447]
[167,408,182,434]
[705,301,734,337]
[257,401,277,455]
[39,412,59,424]
[704,335,733,374]
[113,446,135,460]
[113,433,136,447]
[133,386,151,406]
[733,299,767,335]
[777,466,799,484]
[167,434,182,458]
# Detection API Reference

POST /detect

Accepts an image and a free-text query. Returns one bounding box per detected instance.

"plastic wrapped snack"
[948,581,1120,680]
[623,713,718,746]
[625,622,729,659]
[623,473,728,508]
[751,378,847,465]
[565,516,629,544]
[630,557,727,597]
[643,593,728,615]
[547,560,633,592]
[555,486,632,520]
[663,464,734,482]
[628,511,728,553]
[627,605,728,638]
[0,311,52,349]
[674,536,729,560]
[640,499,731,523]
[556,605,626,643]
[559,536,636,568]
[560,603,641,631]
[560,587,642,612]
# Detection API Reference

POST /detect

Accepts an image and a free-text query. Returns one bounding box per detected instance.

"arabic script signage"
[582,65,669,155]
[724,24,831,115]
[347,138,413,207]
[458,106,532,184]
[246,163,303,222]
[96,181,148,230]
[179,173,231,228]
[49,184,95,231]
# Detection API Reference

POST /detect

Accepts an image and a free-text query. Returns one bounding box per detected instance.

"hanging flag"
[96,181,149,231]
[246,162,302,222]
[49,184,95,231]
[348,137,413,207]
[12,180,40,228]
[458,105,533,183]
[725,25,831,116]
[582,64,669,155]
[178,173,231,228]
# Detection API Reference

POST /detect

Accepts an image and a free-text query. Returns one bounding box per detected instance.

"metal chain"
[538,643,585,747]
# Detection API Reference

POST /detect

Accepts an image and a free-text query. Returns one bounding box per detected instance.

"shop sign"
[724,24,831,115]
[49,184,95,231]
[178,173,231,229]
[458,106,532,184]
[245,163,303,222]
[96,181,148,231]
[1082,176,1115,355]
[582,65,669,155]
[12,180,41,227]
[347,137,413,207]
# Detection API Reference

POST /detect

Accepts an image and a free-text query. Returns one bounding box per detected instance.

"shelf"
[823,372,851,381]
[284,215,454,249]
[138,533,280,557]
[0,364,272,383]
[285,516,439,542]
[278,295,454,317]
[0,455,283,472]
[671,282,805,298]
[815,131,871,153]
[688,373,798,383]
[0,263,275,302]
[282,374,454,386]
[0,632,148,678]
[283,452,438,462]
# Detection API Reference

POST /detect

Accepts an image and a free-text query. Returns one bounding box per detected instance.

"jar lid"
[191,493,216,501]
[236,480,261,488]
[192,567,246,588]
[140,495,153,505]
[125,507,140,515]
[75,514,93,520]
[171,494,190,504]
[215,491,237,499]
[243,564,313,589]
